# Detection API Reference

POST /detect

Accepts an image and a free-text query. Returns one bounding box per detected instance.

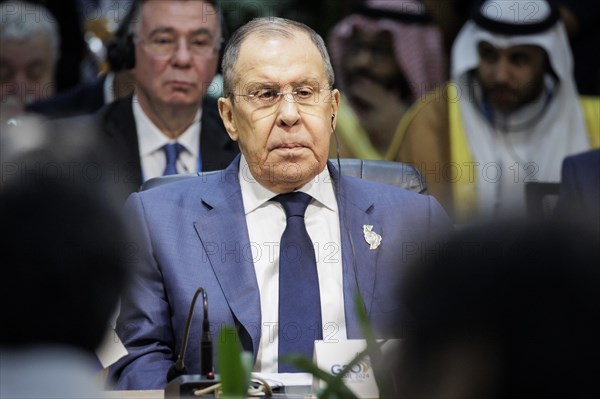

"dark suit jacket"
[26,75,106,119]
[50,95,239,204]
[555,149,600,235]
[109,156,452,389]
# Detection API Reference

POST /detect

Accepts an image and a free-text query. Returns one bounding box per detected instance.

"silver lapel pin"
[362,225,382,250]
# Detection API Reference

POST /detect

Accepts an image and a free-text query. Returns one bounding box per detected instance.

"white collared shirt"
[132,95,202,181]
[238,155,346,372]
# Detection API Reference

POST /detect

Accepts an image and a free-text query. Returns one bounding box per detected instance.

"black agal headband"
[473,1,560,35]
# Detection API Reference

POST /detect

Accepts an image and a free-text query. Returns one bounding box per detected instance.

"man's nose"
[348,47,372,70]
[494,57,511,83]
[172,38,192,67]
[276,95,300,127]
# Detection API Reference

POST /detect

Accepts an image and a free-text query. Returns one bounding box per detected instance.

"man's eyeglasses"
[230,85,333,107]
[134,34,220,59]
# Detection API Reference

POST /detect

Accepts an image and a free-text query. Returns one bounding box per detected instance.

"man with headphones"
[49,0,238,201]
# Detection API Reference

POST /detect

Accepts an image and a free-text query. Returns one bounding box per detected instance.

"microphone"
[165,287,219,398]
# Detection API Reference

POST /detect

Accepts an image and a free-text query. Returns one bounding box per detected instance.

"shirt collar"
[238,154,338,215]
[133,95,202,157]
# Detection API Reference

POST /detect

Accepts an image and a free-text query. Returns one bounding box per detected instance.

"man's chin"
[274,157,322,181]
[486,90,522,114]
[162,93,202,107]
[486,93,520,113]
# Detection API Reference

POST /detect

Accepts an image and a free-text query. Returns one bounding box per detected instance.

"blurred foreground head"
[394,220,599,399]
[0,117,130,353]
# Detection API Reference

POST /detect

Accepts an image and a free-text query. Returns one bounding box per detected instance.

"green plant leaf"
[354,292,393,399]
[217,326,250,398]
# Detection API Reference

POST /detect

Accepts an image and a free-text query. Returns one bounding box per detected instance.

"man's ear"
[330,89,341,132]
[218,97,238,141]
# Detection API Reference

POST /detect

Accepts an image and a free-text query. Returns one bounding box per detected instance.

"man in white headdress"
[393,0,599,223]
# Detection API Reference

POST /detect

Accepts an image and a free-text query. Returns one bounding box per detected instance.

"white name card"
[312,339,400,399]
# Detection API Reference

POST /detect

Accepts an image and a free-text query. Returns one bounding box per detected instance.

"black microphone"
[165,287,219,398]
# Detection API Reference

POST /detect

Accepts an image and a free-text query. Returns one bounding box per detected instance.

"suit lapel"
[101,97,143,190]
[330,164,380,338]
[192,160,381,351]
[101,96,237,194]
[192,158,262,356]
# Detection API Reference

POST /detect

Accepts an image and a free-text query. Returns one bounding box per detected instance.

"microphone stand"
[165,287,220,398]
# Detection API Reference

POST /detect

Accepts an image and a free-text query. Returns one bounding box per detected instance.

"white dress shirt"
[238,155,347,372]
[132,95,202,181]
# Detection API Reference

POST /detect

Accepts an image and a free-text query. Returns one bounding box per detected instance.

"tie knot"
[273,191,312,218]
[163,142,184,160]
[162,142,184,176]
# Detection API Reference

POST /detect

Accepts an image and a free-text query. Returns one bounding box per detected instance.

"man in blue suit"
[110,16,452,390]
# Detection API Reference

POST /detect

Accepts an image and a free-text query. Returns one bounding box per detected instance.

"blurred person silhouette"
[394,0,599,223]
[422,0,600,95]
[554,148,600,238]
[419,0,477,65]
[0,1,60,123]
[0,119,130,398]
[25,68,135,119]
[1,111,133,210]
[26,0,137,120]
[327,0,445,159]
[275,0,358,46]
[390,220,599,399]
[554,0,600,95]
[47,0,238,201]
[0,0,87,91]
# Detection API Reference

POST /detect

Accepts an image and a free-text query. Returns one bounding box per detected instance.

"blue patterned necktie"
[162,143,184,176]
[273,191,322,372]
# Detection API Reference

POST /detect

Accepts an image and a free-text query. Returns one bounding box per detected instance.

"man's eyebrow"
[25,60,46,68]
[243,78,325,89]
[289,79,327,88]
[148,27,214,38]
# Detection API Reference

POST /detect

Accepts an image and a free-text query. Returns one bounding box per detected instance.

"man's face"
[218,31,340,193]
[477,41,548,113]
[131,0,219,110]
[0,35,56,107]
[341,28,403,112]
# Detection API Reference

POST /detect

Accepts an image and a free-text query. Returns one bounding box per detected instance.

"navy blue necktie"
[162,143,184,176]
[273,192,322,372]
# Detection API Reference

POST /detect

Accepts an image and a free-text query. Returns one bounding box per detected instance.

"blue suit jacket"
[555,149,600,235]
[110,156,452,389]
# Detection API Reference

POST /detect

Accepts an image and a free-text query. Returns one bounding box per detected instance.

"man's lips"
[167,80,195,89]
[277,144,303,149]
[270,143,306,151]
[488,87,517,99]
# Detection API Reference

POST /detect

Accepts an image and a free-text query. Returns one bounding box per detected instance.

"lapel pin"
[362,225,382,250]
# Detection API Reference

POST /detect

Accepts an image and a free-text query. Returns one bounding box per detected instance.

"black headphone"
[105,0,140,71]
[105,0,227,72]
